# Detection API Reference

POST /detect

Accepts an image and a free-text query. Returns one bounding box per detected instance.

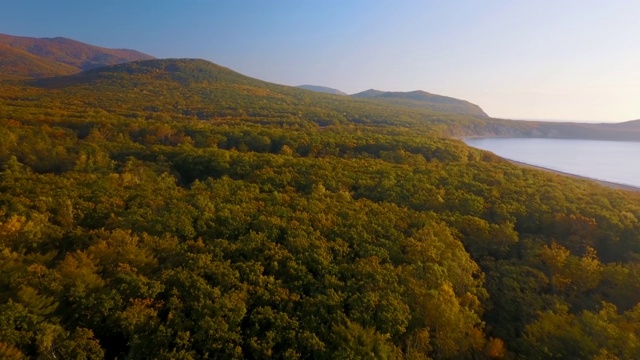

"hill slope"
[28,58,503,132]
[12,59,640,141]
[0,33,154,79]
[24,58,640,142]
[297,84,347,95]
[352,88,489,118]
[0,43,78,79]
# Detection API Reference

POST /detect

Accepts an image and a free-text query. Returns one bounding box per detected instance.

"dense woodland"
[2,59,640,359]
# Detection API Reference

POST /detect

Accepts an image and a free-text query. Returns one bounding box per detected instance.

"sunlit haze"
[3,0,639,122]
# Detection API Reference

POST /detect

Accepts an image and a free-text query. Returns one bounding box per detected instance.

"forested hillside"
[351,89,489,118]
[0,33,154,80]
[2,58,640,359]
[297,85,347,95]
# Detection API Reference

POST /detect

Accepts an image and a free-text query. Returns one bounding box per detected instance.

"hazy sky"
[3,0,640,122]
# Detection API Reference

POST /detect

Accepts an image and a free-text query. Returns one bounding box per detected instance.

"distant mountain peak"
[0,33,155,80]
[351,89,385,98]
[297,85,347,95]
[351,88,487,117]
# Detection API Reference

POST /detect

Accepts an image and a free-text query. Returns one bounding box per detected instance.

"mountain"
[0,33,154,79]
[350,89,386,98]
[0,43,78,79]
[351,89,488,118]
[14,55,640,144]
[297,84,347,95]
[28,58,503,131]
[26,58,640,142]
[33,58,259,88]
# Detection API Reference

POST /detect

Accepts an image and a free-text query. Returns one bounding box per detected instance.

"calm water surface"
[464,138,640,188]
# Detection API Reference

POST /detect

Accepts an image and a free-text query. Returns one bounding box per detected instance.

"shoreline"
[506,159,640,192]
[460,137,640,193]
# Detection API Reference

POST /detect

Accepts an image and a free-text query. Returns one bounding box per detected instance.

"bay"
[464,138,640,188]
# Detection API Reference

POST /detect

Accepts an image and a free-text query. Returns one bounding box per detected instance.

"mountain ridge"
[32,58,256,89]
[22,57,640,141]
[0,33,155,79]
[0,42,79,79]
[351,88,489,118]
[24,58,505,130]
[297,85,347,95]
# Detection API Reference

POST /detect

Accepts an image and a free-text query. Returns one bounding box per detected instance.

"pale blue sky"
[3,0,640,122]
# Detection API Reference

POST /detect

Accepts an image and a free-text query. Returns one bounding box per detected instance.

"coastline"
[460,137,640,193]
[506,159,640,192]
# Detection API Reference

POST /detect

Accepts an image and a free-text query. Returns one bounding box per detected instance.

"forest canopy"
[2,59,640,359]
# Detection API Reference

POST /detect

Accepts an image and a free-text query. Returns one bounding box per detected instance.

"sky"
[2,0,640,122]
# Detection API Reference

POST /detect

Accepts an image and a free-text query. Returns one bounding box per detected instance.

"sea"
[464,138,640,188]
